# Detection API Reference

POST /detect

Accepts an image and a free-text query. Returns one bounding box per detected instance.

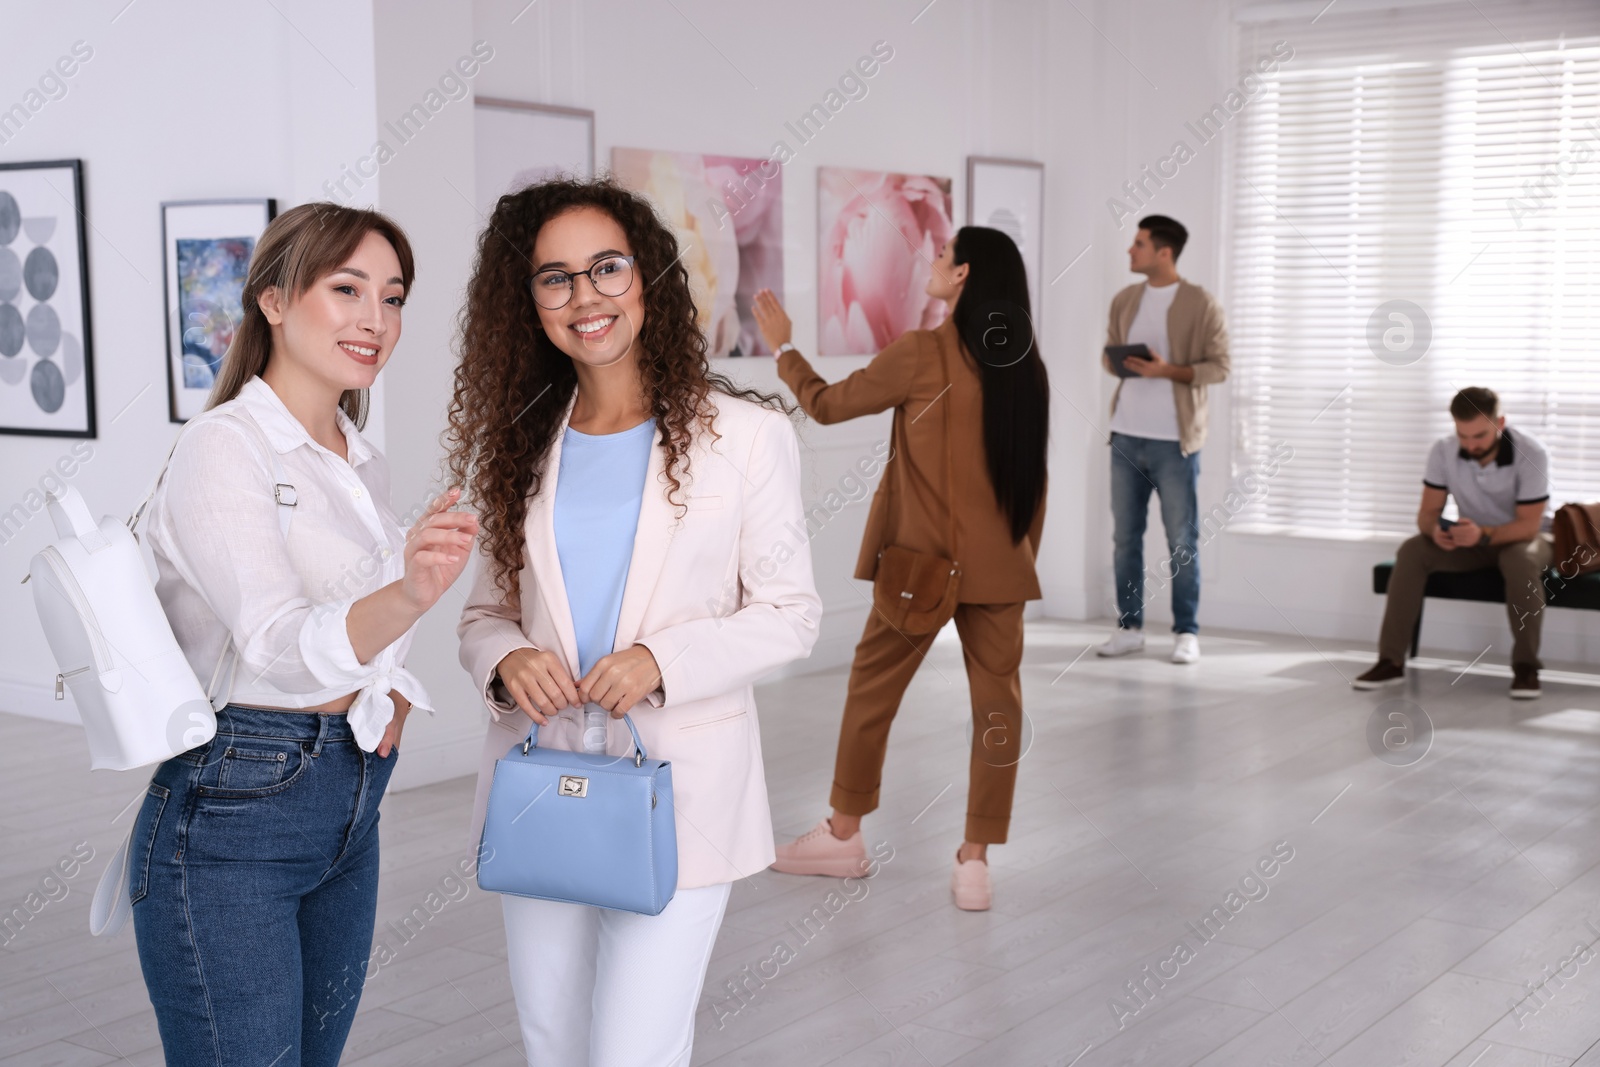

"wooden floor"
[4,619,1600,1066]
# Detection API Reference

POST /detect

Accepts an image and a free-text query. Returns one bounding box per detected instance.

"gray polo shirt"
[1422,427,1550,528]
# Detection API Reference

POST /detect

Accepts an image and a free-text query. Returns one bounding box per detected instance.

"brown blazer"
[776,316,1045,603]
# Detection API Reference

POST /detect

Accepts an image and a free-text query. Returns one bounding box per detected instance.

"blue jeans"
[130,705,397,1066]
[1110,432,1201,634]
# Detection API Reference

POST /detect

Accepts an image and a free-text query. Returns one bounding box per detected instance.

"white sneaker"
[1096,627,1145,657]
[1171,633,1200,664]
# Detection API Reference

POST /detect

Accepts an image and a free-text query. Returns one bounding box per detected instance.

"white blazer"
[459,393,822,888]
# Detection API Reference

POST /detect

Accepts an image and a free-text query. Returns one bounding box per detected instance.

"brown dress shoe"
[1352,659,1406,690]
[1511,665,1541,700]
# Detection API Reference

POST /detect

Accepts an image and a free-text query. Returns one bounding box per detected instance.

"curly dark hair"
[445,176,789,600]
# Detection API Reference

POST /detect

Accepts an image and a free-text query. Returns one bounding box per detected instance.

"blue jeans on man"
[1110,432,1200,634]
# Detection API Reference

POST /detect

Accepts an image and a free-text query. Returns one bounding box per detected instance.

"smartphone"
[1437,517,1456,530]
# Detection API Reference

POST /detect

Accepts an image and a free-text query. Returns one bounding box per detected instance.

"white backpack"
[26,432,293,771]
[26,424,294,936]
[28,486,221,771]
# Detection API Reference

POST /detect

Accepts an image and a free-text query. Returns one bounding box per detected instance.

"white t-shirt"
[1110,281,1181,442]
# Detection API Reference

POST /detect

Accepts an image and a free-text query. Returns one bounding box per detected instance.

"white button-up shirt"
[147,376,429,751]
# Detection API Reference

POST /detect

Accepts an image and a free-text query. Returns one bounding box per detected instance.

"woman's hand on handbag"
[579,645,663,718]
[400,487,480,612]
[496,647,579,725]
[752,289,793,352]
[377,691,409,758]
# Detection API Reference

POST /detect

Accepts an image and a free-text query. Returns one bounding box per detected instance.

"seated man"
[1355,386,1552,698]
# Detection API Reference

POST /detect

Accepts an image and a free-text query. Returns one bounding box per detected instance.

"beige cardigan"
[1104,279,1231,455]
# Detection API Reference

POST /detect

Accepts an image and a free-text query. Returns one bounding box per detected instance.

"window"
[1230,0,1600,537]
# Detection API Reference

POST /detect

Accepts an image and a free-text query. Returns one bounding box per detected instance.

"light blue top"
[552,419,655,752]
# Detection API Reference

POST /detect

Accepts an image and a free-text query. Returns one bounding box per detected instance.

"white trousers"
[501,882,732,1067]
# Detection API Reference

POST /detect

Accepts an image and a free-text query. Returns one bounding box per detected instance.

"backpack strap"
[126,437,182,537]
[266,444,295,538]
[127,427,295,538]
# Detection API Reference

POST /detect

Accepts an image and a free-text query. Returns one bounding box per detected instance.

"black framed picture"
[0,159,94,438]
[161,198,277,422]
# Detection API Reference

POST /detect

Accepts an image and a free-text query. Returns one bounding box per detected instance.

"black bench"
[1372,562,1600,658]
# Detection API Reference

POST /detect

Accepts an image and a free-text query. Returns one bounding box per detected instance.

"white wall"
[0,0,379,717]
[4,0,1589,787]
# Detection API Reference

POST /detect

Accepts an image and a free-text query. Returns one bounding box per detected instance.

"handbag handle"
[522,712,650,767]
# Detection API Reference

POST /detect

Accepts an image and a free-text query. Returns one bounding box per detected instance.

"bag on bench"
[1552,502,1600,577]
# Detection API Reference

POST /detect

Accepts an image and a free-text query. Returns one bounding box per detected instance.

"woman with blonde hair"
[129,202,477,1065]
[450,177,820,1066]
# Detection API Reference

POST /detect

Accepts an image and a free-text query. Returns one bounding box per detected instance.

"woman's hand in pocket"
[377,692,409,758]
[580,645,663,718]
[496,648,579,726]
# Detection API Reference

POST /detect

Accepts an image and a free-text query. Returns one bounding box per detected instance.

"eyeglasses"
[528,255,636,310]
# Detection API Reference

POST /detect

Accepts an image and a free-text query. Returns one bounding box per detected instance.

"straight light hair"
[207,202,417,429]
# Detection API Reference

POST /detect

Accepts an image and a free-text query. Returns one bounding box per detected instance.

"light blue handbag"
[476,713,678,916]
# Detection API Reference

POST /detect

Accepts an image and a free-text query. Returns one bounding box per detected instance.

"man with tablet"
[1097,216,1231,664]
[1354,387,1553,698]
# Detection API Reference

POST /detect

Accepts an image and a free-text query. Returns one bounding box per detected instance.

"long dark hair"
[444,176,787,600]
[949,226,1049,543]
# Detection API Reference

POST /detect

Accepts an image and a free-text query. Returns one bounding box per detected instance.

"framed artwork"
[161,199,276,423]
[817,167,952,357]
[611,147,783,358]
[0,159,94,438]
[474,98,594,217]
[967,156,1045,330]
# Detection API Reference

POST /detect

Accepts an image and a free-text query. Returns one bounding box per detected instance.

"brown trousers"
[830,602,1026,844]
[1378,533,1553,668]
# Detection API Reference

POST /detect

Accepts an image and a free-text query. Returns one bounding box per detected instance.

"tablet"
[1105,344,1152,378]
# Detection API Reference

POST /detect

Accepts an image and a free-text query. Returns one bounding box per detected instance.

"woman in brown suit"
[751,226,1049,910]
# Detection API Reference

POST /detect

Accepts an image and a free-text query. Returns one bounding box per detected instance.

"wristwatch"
[1478,527,1493,546]
[775,342,797,357]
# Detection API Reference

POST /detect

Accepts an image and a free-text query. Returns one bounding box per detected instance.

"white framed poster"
[474,98,595,216]
[0,159,94,438]
[967,156,1044,331]
[161,198,276,423]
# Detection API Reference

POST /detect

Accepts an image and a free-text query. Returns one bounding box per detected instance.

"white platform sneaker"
[1171,633,1200,664]
[1096,627,1146,657]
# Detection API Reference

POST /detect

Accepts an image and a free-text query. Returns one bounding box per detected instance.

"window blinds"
[1230,0,1600,537]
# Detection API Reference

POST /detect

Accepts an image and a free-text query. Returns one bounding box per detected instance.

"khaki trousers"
[830,602,1026,844]
[1378,533,1553,668]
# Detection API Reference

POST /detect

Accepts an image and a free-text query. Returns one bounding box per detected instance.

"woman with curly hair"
[449,177,821,1065]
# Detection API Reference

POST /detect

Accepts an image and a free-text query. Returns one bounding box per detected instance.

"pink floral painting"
[611,147,783,357]
[817,167,953,356]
